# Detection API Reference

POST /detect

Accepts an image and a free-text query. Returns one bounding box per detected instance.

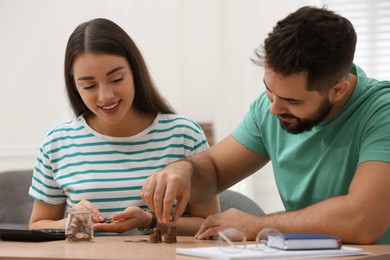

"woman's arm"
[29,200,67,229]
[160,195,221,236]
[29,199,107,229]
[30,195,220,237]
[94,196,221,236]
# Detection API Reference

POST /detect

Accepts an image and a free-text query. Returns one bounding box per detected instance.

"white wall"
[0,0,310,213]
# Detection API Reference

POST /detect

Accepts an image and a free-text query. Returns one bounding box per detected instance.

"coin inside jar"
[75,232,85,239]
[65,209,94,242]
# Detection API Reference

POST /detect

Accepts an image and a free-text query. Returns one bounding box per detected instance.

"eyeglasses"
[217,227,284,254]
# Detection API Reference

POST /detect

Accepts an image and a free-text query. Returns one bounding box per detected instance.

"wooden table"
[1,235,389,260]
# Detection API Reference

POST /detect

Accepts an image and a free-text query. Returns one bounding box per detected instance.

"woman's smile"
[99,100,121,114]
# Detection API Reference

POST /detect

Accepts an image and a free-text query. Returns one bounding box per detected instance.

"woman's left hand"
[93,206,152,233]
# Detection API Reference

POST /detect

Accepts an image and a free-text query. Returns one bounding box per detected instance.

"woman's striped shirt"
[28,113,209,217]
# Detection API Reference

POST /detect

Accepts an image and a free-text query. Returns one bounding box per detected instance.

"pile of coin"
[163,226,177,243]
[148,226,177,243]
[66,230,93,241]
[149,228,162,243]
[65,209,94,242]
[65,218,93,242]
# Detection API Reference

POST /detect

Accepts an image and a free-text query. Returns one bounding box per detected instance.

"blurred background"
[0,0,389,214]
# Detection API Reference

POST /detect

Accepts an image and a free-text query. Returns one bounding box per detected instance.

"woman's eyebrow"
[77,76,94,81]
[106,66,125,76]
[77,66,125,81]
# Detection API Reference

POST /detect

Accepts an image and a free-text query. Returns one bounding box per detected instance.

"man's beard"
[278,97,333,134]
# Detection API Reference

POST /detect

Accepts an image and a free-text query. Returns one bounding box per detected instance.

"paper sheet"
[176,244,368,259]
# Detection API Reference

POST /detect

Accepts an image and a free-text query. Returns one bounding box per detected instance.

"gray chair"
[0,170,34,224]
[218,189,264,216]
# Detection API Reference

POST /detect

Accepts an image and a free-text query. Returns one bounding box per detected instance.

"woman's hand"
[72,199,106,223]
[93,206,152,233]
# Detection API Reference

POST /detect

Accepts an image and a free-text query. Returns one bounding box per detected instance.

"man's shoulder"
[358,79,390,112]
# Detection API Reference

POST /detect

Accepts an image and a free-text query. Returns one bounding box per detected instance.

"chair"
[218,189,264,216]
[0,170,34,224]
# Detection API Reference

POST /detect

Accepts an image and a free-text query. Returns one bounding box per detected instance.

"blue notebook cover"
[268,233,342,250]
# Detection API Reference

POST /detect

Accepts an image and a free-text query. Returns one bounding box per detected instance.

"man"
[141,6,390,244]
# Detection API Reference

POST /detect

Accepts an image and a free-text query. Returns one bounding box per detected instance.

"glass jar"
[65,209,94,242]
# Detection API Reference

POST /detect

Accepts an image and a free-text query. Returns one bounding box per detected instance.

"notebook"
[267,233,342,250]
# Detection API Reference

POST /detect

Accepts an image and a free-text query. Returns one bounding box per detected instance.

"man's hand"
[195,208,260,240]
[141,161,193,224]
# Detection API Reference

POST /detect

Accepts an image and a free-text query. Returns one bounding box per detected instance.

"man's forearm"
[182,153,219,203]
[254,195,387,244]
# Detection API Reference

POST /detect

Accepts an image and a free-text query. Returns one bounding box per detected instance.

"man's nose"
[269,96,286,115]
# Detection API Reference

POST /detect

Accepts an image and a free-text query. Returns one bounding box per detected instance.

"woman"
[28,18,219,235]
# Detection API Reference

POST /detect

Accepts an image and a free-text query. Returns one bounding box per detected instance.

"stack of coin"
[149,228,162,243]
[163,225,177,243]
[149,234,158,243]
[154,228,162,241]
[169,226,177,242]
[163,233,175,243]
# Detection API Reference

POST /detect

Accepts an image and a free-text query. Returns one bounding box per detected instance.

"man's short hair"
[254,6,357,93]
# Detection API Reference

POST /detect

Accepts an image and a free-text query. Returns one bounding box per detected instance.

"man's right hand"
[141,160,193,224]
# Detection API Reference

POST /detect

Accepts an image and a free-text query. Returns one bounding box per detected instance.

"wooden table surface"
[1,235,389,260]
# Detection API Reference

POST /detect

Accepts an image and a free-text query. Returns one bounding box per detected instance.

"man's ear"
[329,79,350,102]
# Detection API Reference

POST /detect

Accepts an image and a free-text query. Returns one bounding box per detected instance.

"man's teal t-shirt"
[232,65,390,243]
